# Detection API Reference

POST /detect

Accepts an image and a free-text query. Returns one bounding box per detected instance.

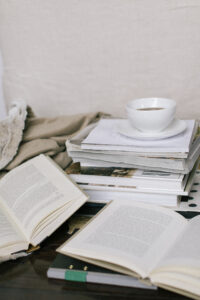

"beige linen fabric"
[2,108,104,171]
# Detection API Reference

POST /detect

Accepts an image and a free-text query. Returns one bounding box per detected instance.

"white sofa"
[0,0,199,118]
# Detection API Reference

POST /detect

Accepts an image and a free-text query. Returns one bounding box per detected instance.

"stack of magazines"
[66,118,200,208]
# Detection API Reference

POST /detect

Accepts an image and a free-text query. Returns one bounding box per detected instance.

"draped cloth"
[0,101,105,173]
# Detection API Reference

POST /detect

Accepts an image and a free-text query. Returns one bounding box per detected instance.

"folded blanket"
[0,101,105,173]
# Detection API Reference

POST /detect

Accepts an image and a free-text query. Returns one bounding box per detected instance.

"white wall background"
[0,0,200,118]
[0,50,7,119]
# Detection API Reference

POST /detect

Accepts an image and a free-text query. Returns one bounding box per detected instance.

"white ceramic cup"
[126,98,176,133]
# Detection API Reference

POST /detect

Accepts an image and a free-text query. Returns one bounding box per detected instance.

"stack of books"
[66,118,200,208]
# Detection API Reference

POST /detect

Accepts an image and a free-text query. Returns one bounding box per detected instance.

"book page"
[150,272,200,299]
[0,155,87,241]
[0,208,27,256]
[58,200,187,278]
[152,215,200,273]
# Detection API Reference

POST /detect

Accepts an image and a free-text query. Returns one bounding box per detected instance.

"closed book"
[81,119,196,154]
[47,253,156,289]
[84,188,179,207]
[66,120,200,174]
[67,163,186,191]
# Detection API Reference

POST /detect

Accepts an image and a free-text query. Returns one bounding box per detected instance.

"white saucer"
[117,119,187,140]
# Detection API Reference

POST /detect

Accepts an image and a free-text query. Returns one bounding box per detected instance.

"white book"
[77,160,197,198]
[67,163,186,191]
[0,154,88,261]
[79,183,187,195]
[81,119,196,153]
[58,200,200,299]
[84,189,178,207]
[66,121,200,174]
[67,122,196,158]
[78,158,186,172]
[76,155,197,174]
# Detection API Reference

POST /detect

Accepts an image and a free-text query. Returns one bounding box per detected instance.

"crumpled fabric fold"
[0,101,106,173]
[0,100,27,170]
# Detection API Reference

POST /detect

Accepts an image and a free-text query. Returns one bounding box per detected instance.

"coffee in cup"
[126,98,176,133]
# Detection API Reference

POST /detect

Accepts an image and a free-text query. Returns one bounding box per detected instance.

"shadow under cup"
[126,98,177,133]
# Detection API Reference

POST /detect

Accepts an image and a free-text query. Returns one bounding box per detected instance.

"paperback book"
[66,120,200,174]
[81,119,197,154]
[58,200,200,299]
[66,163,187,191]
[66,161,198,207]
[0,154,88,261]
[83,188,179,207]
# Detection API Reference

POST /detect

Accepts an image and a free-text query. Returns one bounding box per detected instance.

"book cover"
[47,253,156,289]
[81,119,196,153]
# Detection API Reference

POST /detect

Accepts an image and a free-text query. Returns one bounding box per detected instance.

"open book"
[0,154,88,261]
[58,200,200,299]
